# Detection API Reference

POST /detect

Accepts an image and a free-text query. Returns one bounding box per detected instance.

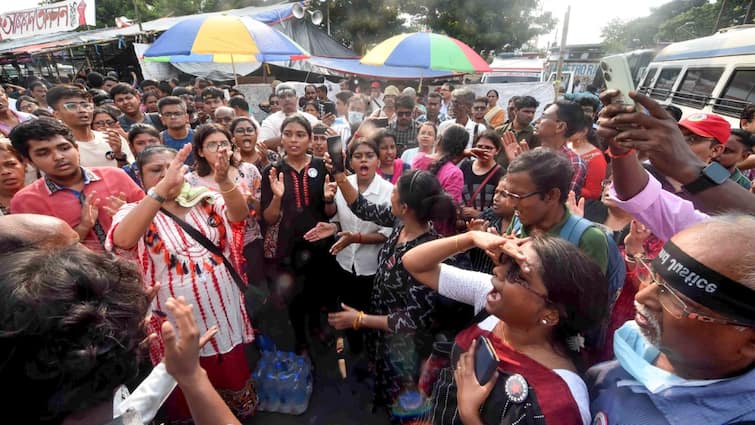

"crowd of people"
[0,68,753,425]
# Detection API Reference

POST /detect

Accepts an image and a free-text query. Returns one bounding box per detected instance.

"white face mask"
[348,111,364,125]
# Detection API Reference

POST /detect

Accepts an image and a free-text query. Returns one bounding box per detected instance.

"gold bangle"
[219,183,238,194]
[353,311,365,331]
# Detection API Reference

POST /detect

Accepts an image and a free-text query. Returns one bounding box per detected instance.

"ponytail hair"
[396,169,457,223]
[430,124,467,175]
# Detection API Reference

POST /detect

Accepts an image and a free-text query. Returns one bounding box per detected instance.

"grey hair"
[452,88,475,106]
[690,213,755,291]
[214,106,235,118]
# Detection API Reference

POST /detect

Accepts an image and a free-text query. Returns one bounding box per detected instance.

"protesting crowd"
[0,68,754,425]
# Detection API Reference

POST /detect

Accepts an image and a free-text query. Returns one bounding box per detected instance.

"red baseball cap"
[370,81,381,88]
[678,113,731,145]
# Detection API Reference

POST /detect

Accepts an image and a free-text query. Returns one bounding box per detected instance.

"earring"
[541,319,548,325]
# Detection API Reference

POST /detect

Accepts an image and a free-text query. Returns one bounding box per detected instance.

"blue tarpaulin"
[307,57,459,80]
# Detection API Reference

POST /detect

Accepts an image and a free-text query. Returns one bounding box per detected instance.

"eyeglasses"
[501,189,542,200]
[499,256,551,303]
[473,106,487,111]
[234,127,256,134]
[396,111,413,117]
[204,140,231,152]
[92,119,116,127]
[61,102,94,112]
[215,117,233,123]
[635,257,746,326]
[160,111,185,118]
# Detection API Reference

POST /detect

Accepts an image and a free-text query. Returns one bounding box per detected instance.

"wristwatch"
[147,187,166,204]
[682,162,730,194]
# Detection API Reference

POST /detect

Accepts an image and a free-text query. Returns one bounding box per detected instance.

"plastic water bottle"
[266,359,283,412]
[290,357,313,414]
[253,356,268,411]
[278,357,296,414]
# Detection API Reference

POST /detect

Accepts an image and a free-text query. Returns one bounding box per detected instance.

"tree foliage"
[326,0,404,55]
[601,0,753,53]
[406,0,555,52]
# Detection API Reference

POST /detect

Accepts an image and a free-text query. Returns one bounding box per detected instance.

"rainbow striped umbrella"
[360,32,491,74]
[143,14,309,64]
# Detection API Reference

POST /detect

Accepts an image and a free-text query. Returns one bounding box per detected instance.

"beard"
[635,302,662,348]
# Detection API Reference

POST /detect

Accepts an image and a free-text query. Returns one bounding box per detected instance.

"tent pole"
[231,55,239,86]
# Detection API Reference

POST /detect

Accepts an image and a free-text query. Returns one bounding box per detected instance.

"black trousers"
[332,263,374,354]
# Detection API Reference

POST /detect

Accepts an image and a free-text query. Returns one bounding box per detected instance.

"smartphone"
[473,335,499,385]
[374,117,389,128]
[600,54,636,107]
[327,135,345,174]
[321,101,336,116]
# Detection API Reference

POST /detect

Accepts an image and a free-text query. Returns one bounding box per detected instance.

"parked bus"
[636,25,755,127]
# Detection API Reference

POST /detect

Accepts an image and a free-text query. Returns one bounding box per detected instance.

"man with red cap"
[678,113,730,165]
[645,113,730,199]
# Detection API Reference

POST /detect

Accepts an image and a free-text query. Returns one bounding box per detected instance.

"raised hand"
[269,167,285,198]
[154,143,191,201]
[105,129,124,155]
[323,174,337,202]
[566,191,584,218]
[78,190,101,232]
[624,219,651,257]
[502,131,522,161]
[103,191,127,217]
[213,144,233,185]
[161,296,203,384]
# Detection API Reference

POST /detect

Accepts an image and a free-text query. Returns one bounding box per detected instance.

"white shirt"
[331,174,393,276]
[437,264,592,425]
[77,131,134,168]
[438,118,485,149]
[113,363,176,423]
[331,116,352,143]
[258,110,319,143]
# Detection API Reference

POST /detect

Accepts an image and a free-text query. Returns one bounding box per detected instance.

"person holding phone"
[304,137,393,353]
[403,233,608,425]
[460,130,504,220]
[185,124,264,287]
[326,168,456,419]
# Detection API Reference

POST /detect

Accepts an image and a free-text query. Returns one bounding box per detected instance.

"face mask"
[348,111,364,125]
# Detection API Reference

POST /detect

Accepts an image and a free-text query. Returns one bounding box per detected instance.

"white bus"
[637,25,755,127]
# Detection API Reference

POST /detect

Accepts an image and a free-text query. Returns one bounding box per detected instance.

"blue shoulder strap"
[559,214,593,245]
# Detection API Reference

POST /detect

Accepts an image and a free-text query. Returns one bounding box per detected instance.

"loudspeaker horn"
[310,10,323,25]
[293,3,305,19]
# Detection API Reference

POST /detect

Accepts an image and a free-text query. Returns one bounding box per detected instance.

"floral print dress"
[349,194,439,414]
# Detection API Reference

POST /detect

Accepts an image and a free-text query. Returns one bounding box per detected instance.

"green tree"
[601,0,753,53]
[409,0,555,52]
[656,0,753,42]
[326,0,404,55]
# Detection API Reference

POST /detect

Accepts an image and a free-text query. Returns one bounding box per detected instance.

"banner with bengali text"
[0,0,96,41]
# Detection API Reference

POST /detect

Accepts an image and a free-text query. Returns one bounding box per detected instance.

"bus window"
[650,67,681,101]
[638,66,658,95]
[714,68,755,118]
[672,67,724,109]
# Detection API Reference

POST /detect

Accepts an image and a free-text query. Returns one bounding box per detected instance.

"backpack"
[511,214,626,349]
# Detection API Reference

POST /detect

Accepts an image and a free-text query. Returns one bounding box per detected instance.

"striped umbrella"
[360,32,491,74]
[144,14,309,83]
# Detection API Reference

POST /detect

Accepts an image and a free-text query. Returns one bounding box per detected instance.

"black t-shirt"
[460,159,504,210]
[260,156,331,259]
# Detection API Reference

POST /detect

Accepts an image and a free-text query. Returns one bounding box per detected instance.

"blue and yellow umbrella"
[144,14,309,81]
